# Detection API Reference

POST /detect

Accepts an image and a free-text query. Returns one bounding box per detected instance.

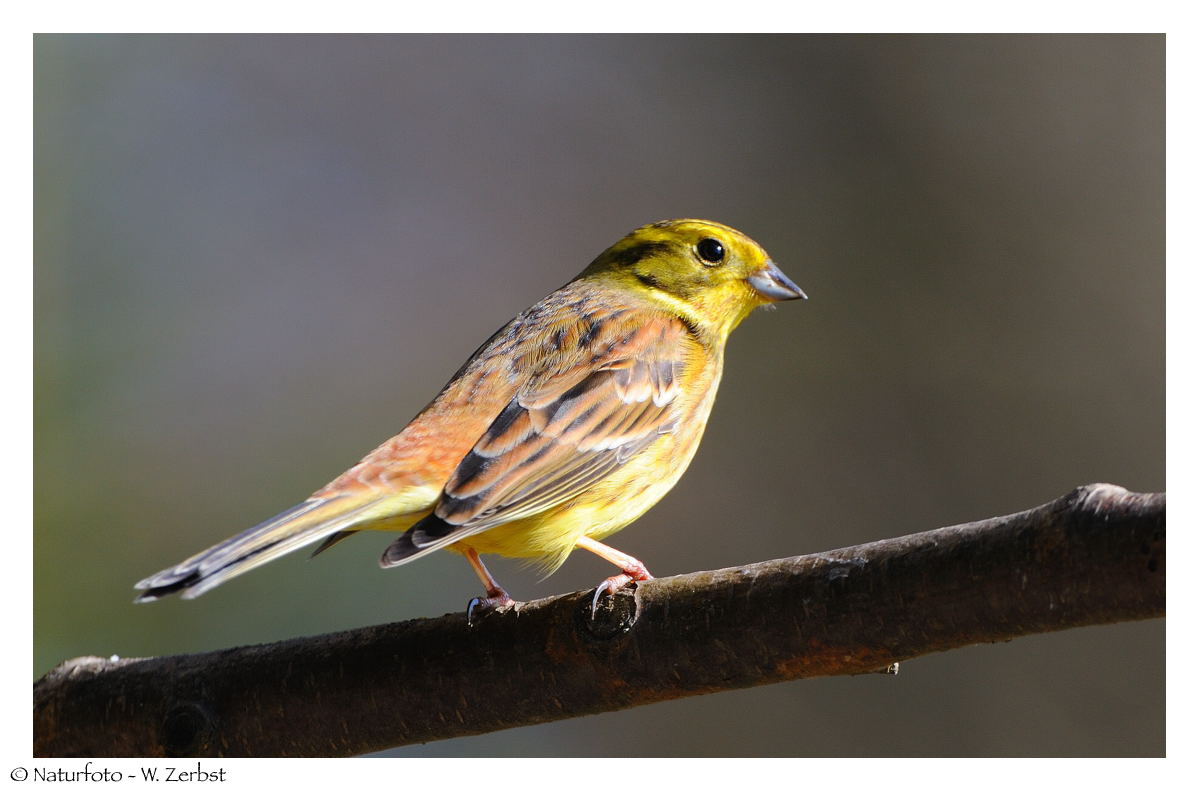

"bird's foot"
[467,588,516,627]
[590,567,653,620]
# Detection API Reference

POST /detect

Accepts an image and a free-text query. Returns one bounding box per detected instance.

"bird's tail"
[134,496,388,601]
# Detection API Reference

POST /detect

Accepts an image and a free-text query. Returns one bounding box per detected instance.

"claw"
[467,592,515,627]
[589,569,654,620]
[462,548,516,626]
[575,536,654,620]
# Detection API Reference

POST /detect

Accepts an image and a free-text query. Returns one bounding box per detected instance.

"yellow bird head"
[581,218,806,341]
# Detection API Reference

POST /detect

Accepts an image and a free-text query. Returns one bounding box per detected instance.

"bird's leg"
[464,547,515,625]
[575,536,654,618]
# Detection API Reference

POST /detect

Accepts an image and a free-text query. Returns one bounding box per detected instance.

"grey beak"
[748,260,807,302]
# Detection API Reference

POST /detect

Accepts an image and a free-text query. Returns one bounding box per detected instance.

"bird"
[134,219,805,614]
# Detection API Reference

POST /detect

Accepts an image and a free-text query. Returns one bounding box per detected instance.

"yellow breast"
[450,345,723,574]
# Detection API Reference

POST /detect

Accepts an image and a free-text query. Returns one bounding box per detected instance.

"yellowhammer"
[135,219,805,612]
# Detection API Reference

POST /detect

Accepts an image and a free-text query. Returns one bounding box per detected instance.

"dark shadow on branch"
[34,483,1165,757]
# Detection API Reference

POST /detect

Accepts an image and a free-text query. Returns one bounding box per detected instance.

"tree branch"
[34,483,1165,757]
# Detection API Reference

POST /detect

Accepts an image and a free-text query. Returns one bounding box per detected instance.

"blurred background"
[33,34,1163,756]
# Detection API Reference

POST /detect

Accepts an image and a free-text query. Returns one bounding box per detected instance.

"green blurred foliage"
[33,34,1163,756]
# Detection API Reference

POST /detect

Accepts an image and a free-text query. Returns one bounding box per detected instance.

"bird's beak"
[748,260,807,302]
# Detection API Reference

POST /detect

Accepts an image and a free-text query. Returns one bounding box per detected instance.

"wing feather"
[380,309,687,567]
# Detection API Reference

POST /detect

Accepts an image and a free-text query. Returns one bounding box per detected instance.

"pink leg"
[575,536,654,616]
[463,547,515,624]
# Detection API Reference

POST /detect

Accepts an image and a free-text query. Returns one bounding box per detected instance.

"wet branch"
[33,483,1165,757]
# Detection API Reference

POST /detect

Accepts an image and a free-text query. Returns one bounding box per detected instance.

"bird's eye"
[696,238,725,265]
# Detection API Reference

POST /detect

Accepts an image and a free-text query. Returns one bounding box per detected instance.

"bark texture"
[33,483,1165,757]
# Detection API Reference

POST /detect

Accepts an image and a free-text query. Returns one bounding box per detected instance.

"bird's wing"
[380,309,688,566]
